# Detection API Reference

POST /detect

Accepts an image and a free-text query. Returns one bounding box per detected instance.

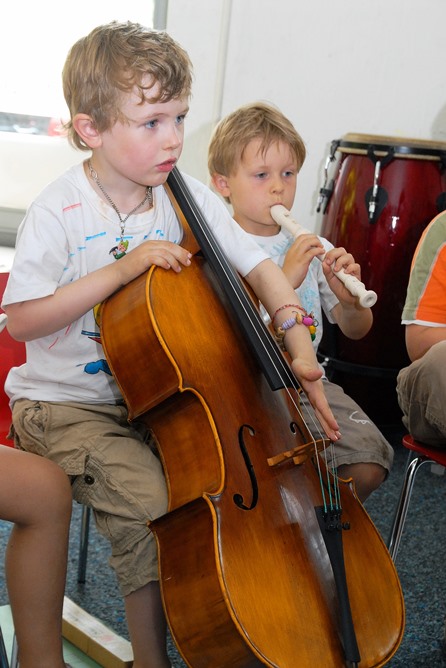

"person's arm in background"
[405,323,446,361]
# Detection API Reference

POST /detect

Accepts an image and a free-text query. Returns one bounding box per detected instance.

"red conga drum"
[318,133,446,421]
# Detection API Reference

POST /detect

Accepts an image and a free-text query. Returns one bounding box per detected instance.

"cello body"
[100,174,404,667]
[100,264,404,667]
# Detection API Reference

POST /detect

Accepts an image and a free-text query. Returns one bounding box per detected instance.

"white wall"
[2,0,446,240]
[167,0,446,231]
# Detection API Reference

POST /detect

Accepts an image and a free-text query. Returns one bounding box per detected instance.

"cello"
[100,167,404,667]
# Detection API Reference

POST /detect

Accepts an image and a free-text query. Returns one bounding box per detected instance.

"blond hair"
[208,102,306,179]
[62,21,193,150]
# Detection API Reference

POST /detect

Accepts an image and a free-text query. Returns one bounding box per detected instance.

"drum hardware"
[316,139,340,213]
[317,350,400,380]
[365,146,395,223]
[435,146,446,211]
[436,191,446,212]
[367,160,383,222]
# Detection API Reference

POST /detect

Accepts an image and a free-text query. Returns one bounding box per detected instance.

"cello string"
[195,224,342,510]
[193,217,342,507]
[320,441,343,512]
[169,170,341,510]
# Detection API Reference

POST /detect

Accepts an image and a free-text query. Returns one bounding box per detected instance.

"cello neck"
[166,168,295,391]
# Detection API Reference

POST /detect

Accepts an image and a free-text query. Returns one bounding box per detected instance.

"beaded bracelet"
[272,303,305,326]
[274,309,318,350]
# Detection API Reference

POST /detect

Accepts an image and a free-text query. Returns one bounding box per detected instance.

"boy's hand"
[322,248,361,305]
[282,234,325,289]
[290,359,341,443]
[4,242,193,342]
[117,240,193,286]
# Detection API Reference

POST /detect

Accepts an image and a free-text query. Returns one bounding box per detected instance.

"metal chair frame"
[387,433,446,561]
[77,505,91,584]
[0,625,18,668]
[0,625,9,668]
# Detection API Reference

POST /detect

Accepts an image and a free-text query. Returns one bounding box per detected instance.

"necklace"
[88,160,153,259]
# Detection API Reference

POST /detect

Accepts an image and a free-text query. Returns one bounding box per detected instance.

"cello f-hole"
[233,425,258,511]
[290,419,308,440]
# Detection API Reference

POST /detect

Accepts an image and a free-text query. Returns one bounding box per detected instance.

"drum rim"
[337,133,446,159]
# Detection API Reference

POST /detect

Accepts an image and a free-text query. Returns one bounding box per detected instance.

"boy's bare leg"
[1,448,72,668]
[125,581,171,668]
[338,462,387,503]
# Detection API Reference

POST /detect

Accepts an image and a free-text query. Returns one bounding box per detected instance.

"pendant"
[109,239,129,260]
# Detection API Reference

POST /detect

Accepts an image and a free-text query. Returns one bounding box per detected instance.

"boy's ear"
[72,113,102,149]
[211,173,231,199]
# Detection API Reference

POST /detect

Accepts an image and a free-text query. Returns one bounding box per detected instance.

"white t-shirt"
[2,163,268,405]
[248,229,339,352]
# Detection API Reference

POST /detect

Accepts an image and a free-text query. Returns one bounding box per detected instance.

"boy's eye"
[256,172,267,179]
[145,119,158,129]
[176,114,186,125]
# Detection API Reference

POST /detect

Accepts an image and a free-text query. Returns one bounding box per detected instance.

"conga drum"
[318,133,446,421]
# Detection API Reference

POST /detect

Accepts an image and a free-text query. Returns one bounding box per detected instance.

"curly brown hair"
[62,21,193,151]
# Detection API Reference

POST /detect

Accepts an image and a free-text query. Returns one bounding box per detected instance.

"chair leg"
[387,452,432,561]
[77,505,91,584]
[9,634,18,668]
[0,624,9,668]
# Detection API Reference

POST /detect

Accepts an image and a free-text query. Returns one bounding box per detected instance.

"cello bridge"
[267,438,329,467]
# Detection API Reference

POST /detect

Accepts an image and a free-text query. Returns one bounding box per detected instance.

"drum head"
[338,133,446,160]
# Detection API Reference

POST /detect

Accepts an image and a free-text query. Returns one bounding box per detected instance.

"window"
[0,2,155,246]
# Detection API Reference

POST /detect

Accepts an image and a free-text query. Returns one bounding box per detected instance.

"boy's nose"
[165,125,182,150]
[271,179,285,194]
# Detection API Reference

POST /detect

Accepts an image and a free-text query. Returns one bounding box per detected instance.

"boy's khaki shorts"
[300,380,394,473]
[11,399,168,597]
[397,340,446,447]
